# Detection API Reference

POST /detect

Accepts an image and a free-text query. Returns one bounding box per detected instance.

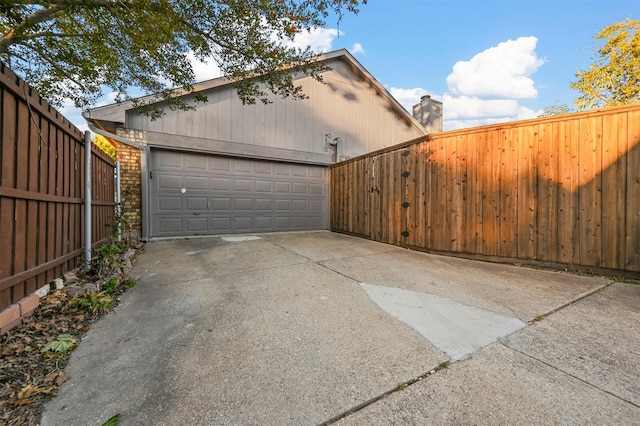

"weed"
[41,334,76,354]
[438,361,450,370]
[533,314,545,322]
[102,277,120,295]
[91,237,127,279]
[71,291,113,316]
[611,276,640,285]
[102,413,121,426]
[395,383,407,391]
[123,277,137,288]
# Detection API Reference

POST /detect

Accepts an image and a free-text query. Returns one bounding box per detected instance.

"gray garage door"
[149,149,329,237]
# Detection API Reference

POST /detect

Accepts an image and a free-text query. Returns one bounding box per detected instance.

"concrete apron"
[40,231,639,425]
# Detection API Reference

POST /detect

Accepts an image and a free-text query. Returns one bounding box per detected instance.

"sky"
[63,0,638,132]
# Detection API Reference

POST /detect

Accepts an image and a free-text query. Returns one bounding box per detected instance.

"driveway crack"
[499,342,640,409]
[317,361,452,425]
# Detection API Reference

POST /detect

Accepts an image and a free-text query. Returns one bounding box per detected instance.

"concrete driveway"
[41,231,640,425]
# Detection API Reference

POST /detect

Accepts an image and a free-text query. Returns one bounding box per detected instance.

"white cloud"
[290,27,341,52]
[390,37,546,130]
[442,94,520,120]
[187,51,223,82]
[390,87,437,113]
[446,36,545,99]
[58,98,88,132]
[350,42,365,54]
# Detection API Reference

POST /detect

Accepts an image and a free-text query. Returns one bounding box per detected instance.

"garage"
[149,149,329,237]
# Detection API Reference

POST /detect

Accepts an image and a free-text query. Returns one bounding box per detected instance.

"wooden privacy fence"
[0,64,116,310]
[331,104,640,277]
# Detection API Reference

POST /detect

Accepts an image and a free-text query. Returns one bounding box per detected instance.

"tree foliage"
[93,134,117,160]
[0,1,365,113]
[538,100,574,117]
[571,18,640,110]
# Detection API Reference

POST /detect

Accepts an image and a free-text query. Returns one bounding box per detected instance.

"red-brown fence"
[331,104,640,277]
[0,64,116,310]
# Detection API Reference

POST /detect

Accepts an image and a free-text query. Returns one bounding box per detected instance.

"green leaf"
[41,334,76,354]
[102,413,121,426]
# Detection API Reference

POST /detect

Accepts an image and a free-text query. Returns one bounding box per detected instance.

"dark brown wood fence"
[0,64,116,310]
[331,104,640,277]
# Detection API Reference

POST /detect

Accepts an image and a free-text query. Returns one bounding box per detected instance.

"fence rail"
[331,104,640,277]
[0,64,116,309]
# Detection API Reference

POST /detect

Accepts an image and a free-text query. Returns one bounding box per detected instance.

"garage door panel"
[234,159,253,173]
[150,149,328,237]
[158,196,182,211]
[209,157,231,171]
[255,217,273,229]
[274,164,290,176]
[293,200,307,211]
[291,165,308,177]
[186,197,207,210]
[254,162,273,174]
[212,178,231,191]
[274,217,291,228]
[157,217,182,232]
[157,174,182,190]
[292,183,308,194]
[233,217,253,231]
[185,176,208,190]
[309,200,324,211]
[309,168,324,179]
[255,180,273,192]
[309,184,324,195]
[233,199,252,211]
[186,218,208,232]
[309,216,324,227]
[292,217,308,228]
[275,182,290,193]
[255,199,272,210]
[210,218,231,231]
[275,199,290,210]
[186,155,207,170]
[234,179,253,191]
[156,151,183,168]
[211,198,231,211]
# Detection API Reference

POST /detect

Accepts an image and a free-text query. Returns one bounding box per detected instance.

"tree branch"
[1,5,68,53]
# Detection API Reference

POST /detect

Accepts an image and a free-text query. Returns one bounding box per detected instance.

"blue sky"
[65,0,638,132]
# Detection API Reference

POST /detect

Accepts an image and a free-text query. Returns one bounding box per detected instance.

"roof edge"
[85,49,427,135]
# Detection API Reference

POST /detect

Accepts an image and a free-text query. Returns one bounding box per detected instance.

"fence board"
[500,129,517,258]
[331,103,640,277]
[462,134,476,254]
[516,125,536,259]
[450,136,463,252]
[626,110,640,271]
[601,112,626,269]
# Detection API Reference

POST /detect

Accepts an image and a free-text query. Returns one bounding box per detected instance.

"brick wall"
[115,129,146,240]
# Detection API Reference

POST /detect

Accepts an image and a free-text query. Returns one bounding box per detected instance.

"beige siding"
[126,58,424,159]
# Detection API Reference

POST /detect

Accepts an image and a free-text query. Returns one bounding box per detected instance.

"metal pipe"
[116,161,122,242]
[84,131,92,269]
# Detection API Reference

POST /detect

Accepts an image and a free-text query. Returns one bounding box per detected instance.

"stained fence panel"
[331,104,640,277]
[0,64,116,309]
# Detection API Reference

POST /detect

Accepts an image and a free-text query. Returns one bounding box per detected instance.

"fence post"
[84,131,92,269]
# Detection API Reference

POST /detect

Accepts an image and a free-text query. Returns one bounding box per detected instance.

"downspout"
[116,161,122,242]
[84,131,92,269]
[85,119,150,241]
